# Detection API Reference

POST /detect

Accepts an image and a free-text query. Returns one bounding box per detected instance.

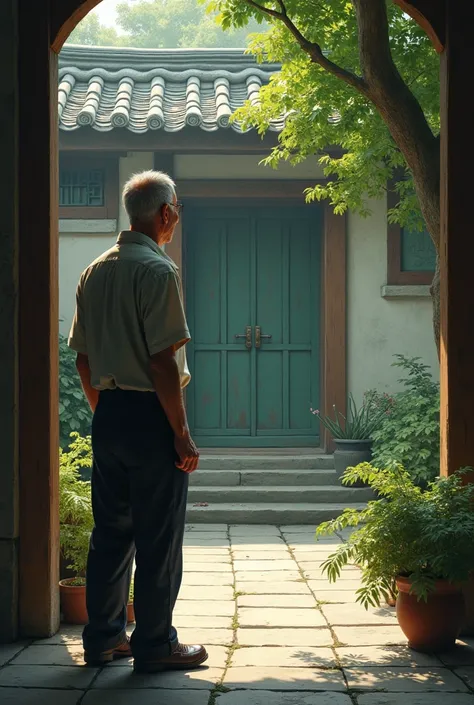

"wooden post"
[323,206,347,452]
[439,5,474,478]
[18,0,60,637]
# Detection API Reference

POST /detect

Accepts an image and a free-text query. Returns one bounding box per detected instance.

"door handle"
[234,325,252,350]
[255,326,272,349]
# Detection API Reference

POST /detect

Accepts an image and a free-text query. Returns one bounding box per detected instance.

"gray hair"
[122,170,176,223]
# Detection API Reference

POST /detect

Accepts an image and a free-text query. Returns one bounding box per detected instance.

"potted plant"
[59,434,135,624]
[59,434,94,624]
[316,462,474,652]
[312,393,386,484]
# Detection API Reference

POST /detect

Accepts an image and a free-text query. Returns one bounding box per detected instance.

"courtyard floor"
[2,524,474,704]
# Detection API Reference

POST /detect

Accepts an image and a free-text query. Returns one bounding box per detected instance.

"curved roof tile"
[58,46,283,134]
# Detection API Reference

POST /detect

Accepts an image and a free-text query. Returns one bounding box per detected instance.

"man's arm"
[150,345,199,474]
[76,353,100,413]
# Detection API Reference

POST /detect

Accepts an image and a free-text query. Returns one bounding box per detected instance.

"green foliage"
[312,392,386,440]
[211,0,439,231]
[317,463,474,607]
[67,0,266,49]
[369,355,440,486]
[59,335,92,450]
[59,434,94,576]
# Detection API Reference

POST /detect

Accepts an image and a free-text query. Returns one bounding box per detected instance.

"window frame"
[59,153,119,220]
[387,180,435,286]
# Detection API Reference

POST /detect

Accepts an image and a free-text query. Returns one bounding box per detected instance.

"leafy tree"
[68,0,265,49]
[211,0,441,351]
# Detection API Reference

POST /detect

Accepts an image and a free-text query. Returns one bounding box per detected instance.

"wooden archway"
[20,0,468,640]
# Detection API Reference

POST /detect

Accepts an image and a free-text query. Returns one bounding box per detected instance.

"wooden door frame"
[175,179,346,452]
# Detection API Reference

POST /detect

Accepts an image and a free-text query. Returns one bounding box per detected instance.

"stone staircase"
[186,452,371,524]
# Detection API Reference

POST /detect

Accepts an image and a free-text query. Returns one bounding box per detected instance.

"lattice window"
[59,168,105,207]
[401,227,436,272]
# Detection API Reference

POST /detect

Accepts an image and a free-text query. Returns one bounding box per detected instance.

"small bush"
[59,335,92,449]
[368,355,440,486]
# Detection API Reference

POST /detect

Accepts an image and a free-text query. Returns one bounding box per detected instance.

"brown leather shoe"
[133,643,208,673]
[84,636,132,666]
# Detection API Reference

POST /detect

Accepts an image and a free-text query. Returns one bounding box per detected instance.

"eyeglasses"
[168,201,184,213]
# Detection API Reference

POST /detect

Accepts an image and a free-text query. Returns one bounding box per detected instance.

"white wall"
[174,154,325,180]
[347,196,438,402]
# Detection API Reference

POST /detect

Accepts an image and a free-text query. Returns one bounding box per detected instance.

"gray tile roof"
[58,46,282,133]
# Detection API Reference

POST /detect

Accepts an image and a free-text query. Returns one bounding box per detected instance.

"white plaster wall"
[174,154,325,180]
[347,196,439,403]
[118,151,154,230]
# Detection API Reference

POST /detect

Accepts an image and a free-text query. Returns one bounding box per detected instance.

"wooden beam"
[440,5,474,478]
[18,0,60,637]
[394,0,445,53]
[59,127,279,153]
[51,0,102,52]
[322,206,347,453]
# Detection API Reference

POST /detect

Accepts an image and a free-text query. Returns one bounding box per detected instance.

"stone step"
[188,485,373,504]
[185,502,366,525]
[197,454,334,471]
[190,469,338,487]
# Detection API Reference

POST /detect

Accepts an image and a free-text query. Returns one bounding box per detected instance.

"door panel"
[185,202,321,447]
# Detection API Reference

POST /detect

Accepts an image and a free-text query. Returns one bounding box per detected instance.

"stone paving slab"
[175,600,235,616]
[236,571,301,582]
[344,667,468,692]
[0,643,28,666]
[0,689,84,705]
[237,594,316,608]
[82,691,211,705]
[232,550,292,560]
[179,585,234,600]
[303,569,361,581]
[185,524,228,532]
[322,603,397,626]
[440,642,474,666]
[183,562,233,572]
[238,607,326,628]
[237,628,333,647]
[312,590,359,603]
[219,693,353,705]
[357,696,474,705]
[335,646,443,667]
[92,665,223,689]
[291,545,343,554]
[230,537,286,546]
[224,665,346,690]
[174,614,232,629]
[455,667,474,688]
[231,646,336,668]
[308,579,363,591]
[230,525,282,536]
[107,645,228,670]
[0,664,97,689]
[238,581,311,595]
[181,572,233,586]
[183,547,230,556]
[334,626,406,646]
[33,626,83,645]
[10,644,85,666]
[183,531,229,540]
[177,627,233,646]
[234,560,297,572]
[183,538,229,547]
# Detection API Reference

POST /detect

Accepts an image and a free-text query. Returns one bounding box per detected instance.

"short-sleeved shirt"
[68,230,191,391]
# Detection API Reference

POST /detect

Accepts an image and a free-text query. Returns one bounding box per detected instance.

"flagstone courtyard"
[1,524,474,704]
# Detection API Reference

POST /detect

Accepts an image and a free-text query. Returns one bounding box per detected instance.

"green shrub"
[59,433,93,577]
[59,335,92,449]
[368,355,440,486]
[317,462,474,607]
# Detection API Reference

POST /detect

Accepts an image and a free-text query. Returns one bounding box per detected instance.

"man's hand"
[175,432,199,474]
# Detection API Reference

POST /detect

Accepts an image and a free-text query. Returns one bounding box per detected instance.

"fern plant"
[316,462,474,608]
[59,433,94,581]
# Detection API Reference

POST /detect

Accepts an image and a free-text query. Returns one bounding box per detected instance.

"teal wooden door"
[185,203,321,447]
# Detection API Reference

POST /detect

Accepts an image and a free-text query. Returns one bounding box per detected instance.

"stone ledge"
[59,219,117,233]
[381,285,431,298]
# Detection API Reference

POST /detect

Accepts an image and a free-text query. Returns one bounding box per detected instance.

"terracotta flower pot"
[396,576,465,652]
[59,578,88,625]
[60,579,136,626]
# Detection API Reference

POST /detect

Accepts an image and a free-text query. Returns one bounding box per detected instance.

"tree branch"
[243,0,370,97]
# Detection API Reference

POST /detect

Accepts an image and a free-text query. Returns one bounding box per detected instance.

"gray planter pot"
[333,439,373,486]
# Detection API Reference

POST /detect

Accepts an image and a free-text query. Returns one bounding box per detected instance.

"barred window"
[400,227,436,273]
[59,168,105,207]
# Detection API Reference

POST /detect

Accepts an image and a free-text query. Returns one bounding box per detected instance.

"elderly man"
[68,170,207,673]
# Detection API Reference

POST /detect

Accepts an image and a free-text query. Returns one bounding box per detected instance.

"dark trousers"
[82,389,188,660]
